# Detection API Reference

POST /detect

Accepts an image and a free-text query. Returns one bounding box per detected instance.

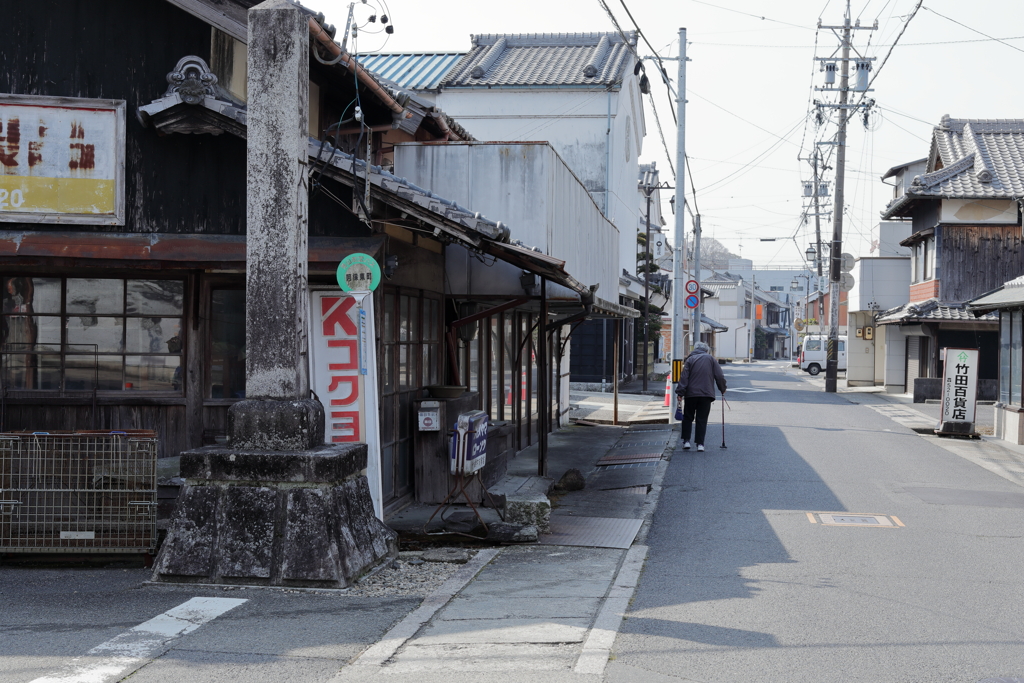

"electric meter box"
[450,410,489,475]
[418,401,441,431]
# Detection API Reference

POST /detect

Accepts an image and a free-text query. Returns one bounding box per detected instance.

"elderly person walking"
[675,341,727,452]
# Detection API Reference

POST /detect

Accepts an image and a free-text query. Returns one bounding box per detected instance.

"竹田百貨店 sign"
[0,95,125,225]
[939,347,979,430]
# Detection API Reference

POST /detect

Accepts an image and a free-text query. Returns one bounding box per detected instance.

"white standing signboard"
[309,290,383,519]
[938,347,979,433]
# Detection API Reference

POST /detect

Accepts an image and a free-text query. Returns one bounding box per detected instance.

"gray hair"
[693,341,710,354]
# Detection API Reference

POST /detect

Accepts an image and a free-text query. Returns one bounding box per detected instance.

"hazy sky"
[302,0,1024,267]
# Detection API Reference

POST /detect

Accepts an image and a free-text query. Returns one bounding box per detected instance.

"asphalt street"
[6,362,1024,682]
[610,361,1024,683]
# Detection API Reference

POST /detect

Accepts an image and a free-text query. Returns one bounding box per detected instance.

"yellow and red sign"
[0,95,124,224]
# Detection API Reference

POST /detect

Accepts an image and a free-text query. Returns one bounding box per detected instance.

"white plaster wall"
[434,73,644,296]
[940,198,1019,224]
[877,221,912,257]
[847,258,911,312]
[883,324,907,392]
[846,311,875,386]
[395,142,619,297]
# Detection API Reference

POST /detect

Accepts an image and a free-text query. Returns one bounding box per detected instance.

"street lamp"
[805,245,817,264]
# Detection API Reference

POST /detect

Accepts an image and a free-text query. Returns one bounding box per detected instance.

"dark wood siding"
[939,225,1024,303]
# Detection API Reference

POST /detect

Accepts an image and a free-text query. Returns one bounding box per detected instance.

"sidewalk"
[340,422,677,681]
[569,390,670,425]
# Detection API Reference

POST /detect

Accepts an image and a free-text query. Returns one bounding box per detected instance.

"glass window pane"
[410,297,420,343]
[211,291,246,400]
[381,345,394,394]
[1013,311,1022,405]
[126,317,182,354]
[1001,312,1011,404]
[399,345,409,389]
[4,277,61,314]
[3,315,61,352]
[399,296,409,342]
[67,279,124,314]
[127,280,184,315]
[2,353,60,390]
[384,293,396,342]
[67,316,124,353]
[66,355,122,391]
[126,355,182,391]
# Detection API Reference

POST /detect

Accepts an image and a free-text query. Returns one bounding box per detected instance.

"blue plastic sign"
[450,410,489,475]
[336,253,381,292]
[685,294,700,309]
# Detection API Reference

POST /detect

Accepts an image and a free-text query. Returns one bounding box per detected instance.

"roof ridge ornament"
[963,123,995,183]
[164,56,219,105]
[913,153,975,189]
[583,35,610,78]
[471,37,507,79]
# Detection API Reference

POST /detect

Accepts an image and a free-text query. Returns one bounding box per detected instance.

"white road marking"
[29,597,247,683]
[729,387,769,394]
[574,544,648,675]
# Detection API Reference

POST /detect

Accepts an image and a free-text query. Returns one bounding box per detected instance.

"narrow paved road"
[610,361,1024,683]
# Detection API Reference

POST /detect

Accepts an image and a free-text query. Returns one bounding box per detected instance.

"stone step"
[487,475,553,533]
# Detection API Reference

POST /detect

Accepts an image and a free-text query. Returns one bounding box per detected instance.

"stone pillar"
[229,0,321,450]
[152,1,396,587]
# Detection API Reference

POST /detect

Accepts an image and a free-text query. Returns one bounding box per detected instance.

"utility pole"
[670,27,687,422]
[747,271,755,362]
[691,213,702,350]
[818,1,875,393]
[642,175,652,392]
[812,150,825,329]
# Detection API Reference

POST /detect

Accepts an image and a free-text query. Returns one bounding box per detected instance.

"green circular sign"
[337,253,382,292]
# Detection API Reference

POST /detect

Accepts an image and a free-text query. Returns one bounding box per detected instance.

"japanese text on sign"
[0,95,124,224]
[940,348,978,424]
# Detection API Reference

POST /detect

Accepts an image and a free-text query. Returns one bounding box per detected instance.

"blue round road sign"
[685,294,700,309]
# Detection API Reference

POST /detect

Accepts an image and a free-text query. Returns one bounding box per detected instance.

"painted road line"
[30,596,246,683]
[574,544,648,675]
[806,512,817,524]
[344,548,501,671]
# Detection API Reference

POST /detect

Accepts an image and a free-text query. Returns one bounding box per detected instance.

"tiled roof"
[441,32,637,88]
[882,116,1024,218]
[876,298,998,324]
[702,282,738,295]
[357,53,465,90]
[968,275,1024,310]
[701,314,728,332]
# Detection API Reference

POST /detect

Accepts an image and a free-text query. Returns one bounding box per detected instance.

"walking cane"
[720,390,728,449]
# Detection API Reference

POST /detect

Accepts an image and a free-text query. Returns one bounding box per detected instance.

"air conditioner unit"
[450,410,489,475]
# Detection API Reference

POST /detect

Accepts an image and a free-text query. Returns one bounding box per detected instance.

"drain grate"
[597,452,662,465]
[614,441,664,448]
[598,462,658,470]
[811,512,903,527]
[539,515,643,549]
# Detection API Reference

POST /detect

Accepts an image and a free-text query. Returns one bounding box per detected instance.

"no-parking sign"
[685,294,700,309]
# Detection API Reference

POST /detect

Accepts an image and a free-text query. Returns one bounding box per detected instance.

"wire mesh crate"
[0,431,157,553]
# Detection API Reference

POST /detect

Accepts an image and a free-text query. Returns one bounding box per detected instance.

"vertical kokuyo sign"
[937,347,979,435]
[310,287,383,519]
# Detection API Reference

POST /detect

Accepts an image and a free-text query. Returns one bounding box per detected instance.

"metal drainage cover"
[540,515,643,549]
[979,679,1024,683]
[813,513,903,527]
[614,441,664,448]
[597,453,662,466]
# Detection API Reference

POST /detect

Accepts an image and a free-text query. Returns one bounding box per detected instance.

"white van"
[799,335,847,375]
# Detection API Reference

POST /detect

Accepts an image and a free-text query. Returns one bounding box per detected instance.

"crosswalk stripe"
[29,597,247,683]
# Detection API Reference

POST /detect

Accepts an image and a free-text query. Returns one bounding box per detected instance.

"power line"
[647,92,676,178]
[689,0,815,31]
[689,89,802,148]
[858,0,924,101]
[691,34,1024,48]
[922,5,1024,55]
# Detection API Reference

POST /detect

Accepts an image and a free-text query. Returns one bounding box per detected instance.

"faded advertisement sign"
[940,347,979,425]
[309,291,383,519]
[0,95,125,225]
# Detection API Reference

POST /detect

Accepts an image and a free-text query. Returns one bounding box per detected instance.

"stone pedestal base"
[152,443,396,588]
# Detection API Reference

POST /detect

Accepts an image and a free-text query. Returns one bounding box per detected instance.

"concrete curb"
[574,544,649,675]
[343,548,502,670]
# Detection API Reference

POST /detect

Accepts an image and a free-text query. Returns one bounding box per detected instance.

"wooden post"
[613,318,620,425]
[538,277,548,476]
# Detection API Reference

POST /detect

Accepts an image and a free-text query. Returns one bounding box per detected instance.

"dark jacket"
[675,350,727,399]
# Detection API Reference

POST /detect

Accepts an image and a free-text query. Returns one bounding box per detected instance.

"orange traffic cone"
[664,375,672,407]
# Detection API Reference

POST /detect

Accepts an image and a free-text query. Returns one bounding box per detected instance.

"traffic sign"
[685,294,700,309]
[337,253,381,292]
[840,253,855,272]
[839,272,855,292]
[685,280,700,294]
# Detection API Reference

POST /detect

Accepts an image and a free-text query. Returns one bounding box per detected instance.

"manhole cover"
[729,387,769,393]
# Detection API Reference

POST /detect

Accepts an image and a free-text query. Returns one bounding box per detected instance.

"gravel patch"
[346,549,473,598]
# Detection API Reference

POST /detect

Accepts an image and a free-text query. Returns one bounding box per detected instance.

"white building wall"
[434,72,644,299]
[394,141,619,298]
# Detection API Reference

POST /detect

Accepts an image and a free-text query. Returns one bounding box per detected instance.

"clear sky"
[302,0,1024,267]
